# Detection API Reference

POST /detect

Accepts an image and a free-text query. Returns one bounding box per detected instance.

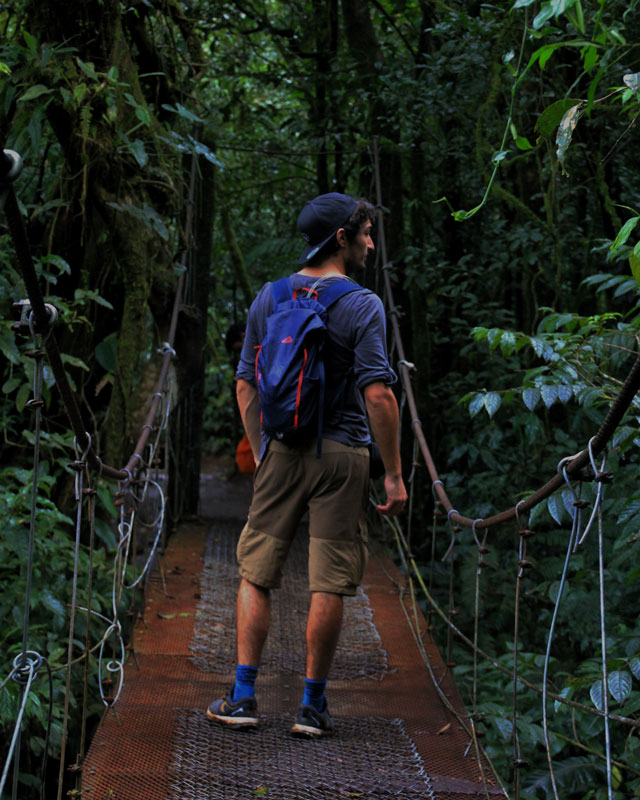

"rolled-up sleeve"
[351,293,397,390]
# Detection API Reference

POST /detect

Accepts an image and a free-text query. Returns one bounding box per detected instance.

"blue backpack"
[254,276,363,454]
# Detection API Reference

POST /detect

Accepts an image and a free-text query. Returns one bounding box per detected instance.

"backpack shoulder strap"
[317,280,363,310]
[270,276,293,307]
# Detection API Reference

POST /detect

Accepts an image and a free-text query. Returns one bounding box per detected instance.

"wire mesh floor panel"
[83,472,506,800]
[189,520,389,679]
[168,710,435,799]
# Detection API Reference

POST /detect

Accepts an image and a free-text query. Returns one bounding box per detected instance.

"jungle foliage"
[1,0,640,797]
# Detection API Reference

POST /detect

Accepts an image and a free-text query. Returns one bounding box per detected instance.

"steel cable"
[369,138,640,533]
[56,434,92,800]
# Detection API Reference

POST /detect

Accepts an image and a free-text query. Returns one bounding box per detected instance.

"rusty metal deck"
[82,469,505,799]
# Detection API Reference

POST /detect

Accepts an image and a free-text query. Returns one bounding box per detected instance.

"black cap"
[296,192,358,265]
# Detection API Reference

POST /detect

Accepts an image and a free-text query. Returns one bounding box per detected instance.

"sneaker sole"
[206,709,259,728]
[290,721,332,738]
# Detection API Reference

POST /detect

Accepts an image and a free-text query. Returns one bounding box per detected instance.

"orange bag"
[235,434,256,474]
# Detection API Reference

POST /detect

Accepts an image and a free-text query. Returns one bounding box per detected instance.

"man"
[207,192,407,737]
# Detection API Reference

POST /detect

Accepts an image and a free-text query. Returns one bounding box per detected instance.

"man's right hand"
[375,473,407,516]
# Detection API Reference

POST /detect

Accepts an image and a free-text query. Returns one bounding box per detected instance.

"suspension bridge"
[2,141,640,800]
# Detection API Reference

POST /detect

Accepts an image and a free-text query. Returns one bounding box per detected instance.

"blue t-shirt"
[236,273,396,447]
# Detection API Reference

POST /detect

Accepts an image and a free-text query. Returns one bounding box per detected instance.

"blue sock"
[302,678,327,711]
[232,664,258,701]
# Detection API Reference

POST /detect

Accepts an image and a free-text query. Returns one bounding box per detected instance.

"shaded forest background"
[1,1,640,798]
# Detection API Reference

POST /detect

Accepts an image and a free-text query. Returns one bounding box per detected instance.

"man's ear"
[336,227,347,248]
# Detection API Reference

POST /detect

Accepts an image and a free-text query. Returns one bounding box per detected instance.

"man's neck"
[298,255,346,278]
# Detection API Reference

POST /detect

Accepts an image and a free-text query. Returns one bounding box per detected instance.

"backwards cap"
[296,192,358,266]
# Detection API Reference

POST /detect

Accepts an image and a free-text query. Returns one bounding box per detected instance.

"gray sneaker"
[206,689,259,729]
[291,700,334,737]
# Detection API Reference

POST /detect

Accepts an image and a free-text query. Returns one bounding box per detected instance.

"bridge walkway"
[82,462,505,800]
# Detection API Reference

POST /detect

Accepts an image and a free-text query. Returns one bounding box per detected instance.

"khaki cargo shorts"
[236,439,369,596]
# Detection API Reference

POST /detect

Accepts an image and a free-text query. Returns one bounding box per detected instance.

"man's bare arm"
[236,378,261,464]
[364,382,407,516]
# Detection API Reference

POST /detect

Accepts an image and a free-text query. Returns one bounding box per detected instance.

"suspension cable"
[370,138,640,533]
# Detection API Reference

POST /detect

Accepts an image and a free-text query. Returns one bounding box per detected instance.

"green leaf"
[582,44,598,72]
[127,138,148,167]
[548,494,563,525]
[487,328,502,349]
[17,84,54,103]
[469,393,485,417]
[610,216,639,256]
[556,104,583,171]
[76,58,98,80]
[623,73,640,94]
[562,489,576,518]
[61,353,89,371]
[608,670,632,703]
[535,98,582,137]
[590,679,604,710]
[522,387,540,411]
[533,4,555,29]
[515,136,533,151]
[161,103,203,123]
[557,384,573,404]
[513,0,536,7]
[484,392,501,417]
[500,331,516,355]
[554,685,573,713]
[541,384,558,408]
[630,658,640,680]
[40,589,66,620]
[0,324,21,364]
[41,254,71,276]
[16,382,30,411]
[95,333,118,373]
[549,579,567,604]
[530,337,545,357]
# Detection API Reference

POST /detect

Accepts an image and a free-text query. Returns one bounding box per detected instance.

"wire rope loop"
[560,463,577,501]
[441,514,457,561]
[73,432,92,463]
[588,435,606,479]
[431,479,444,500]
[27,303,58,339]
[125,480,166,589]
[158,342,176,358]
[514,500,524,529]
[98,624,125,707]
[398,358,416,373]
[1,148,23,182]
[11,651,43,685]
[471,519,486,550]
